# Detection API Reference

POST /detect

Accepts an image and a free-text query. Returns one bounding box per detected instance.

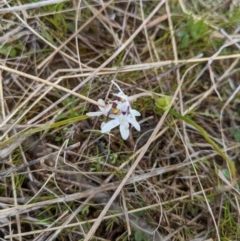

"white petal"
[120,124,129,140]
[98,99,107,112]
[113,92,128,101]
[86,111,104,117]
[106,103,113,111]
[118,113,128,125]
[130,109,141,116]
[101,118,120,133]
[87,99,112,117]
[128,116,140,131]
[98,99,105,104]
[116,102,128,113]
[112,80,126,94]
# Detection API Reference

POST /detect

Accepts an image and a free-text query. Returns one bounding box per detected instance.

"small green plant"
[44,2,67,36]
[40,28,55,44]
[176,17,209,49]
[106,217,116,232]
[0,43,24,57]
[81,204,90,215]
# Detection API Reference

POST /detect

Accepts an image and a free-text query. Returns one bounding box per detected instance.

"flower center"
[113,108,120,114]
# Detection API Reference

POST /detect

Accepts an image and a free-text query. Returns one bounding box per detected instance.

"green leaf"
[179,34,189,48]
[222,168,231,180]
[191,19,207,40]
[41,29,54,44]
[176,30,187,38]
[81,205,90,215]
[230,128,240,142]
[0,44,17,57]
[67,22,75,32]
[55,136,63,142]
[135,231,143,241]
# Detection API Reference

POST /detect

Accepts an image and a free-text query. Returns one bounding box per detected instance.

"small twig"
[0,0,69,13]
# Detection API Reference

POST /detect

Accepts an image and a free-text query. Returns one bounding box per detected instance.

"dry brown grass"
[0,0,240,240]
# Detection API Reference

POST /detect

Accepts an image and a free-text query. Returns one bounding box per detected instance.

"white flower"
[102,105,141,140]
[87,81,141,140]
[86,99,112,117]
